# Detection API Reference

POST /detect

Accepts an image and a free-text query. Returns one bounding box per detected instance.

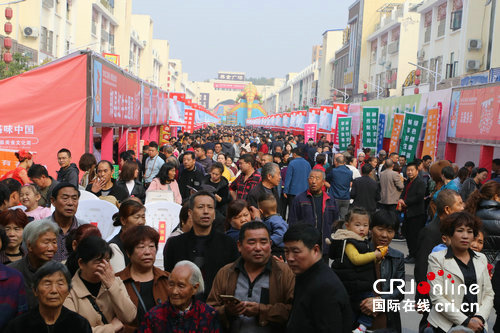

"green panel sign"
[362,107,379,149]
[399,112,424,162]
[113,164,119,180]
[338,117,352,152]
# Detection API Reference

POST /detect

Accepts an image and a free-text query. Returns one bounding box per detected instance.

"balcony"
[99,0,114,14]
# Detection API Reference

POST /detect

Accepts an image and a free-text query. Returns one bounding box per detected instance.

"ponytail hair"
[464,181,500,215]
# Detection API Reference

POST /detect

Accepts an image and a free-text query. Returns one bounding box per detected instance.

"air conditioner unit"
[417,49,425,59]
[385,61,392,69]
[387,41,399,54]
[466,60,481,71]
[468,39,482,50]
[23,26,39,38]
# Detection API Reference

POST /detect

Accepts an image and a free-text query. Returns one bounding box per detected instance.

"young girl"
[20,185,51,220]
[329,207,388,333]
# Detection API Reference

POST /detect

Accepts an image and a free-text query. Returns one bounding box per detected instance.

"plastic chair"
[75,200,119,241]
[79,190,99,201]
[144,201,182,268]
[145,190,175,204]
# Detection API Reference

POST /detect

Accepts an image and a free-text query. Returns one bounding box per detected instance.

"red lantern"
[364,83,368,89]
[362,97,367,101]
[3,52,13,63]
[414,78,421,86]
[5,7,13,20]
[363,90,367,95]
[414,87,419,94]
[4,22,12,34]
[3,37,12,50]
[415,69,421,77]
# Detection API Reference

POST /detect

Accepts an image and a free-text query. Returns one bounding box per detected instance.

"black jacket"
[163,228,238,301]
[221,142,235,159]
[202,175,230,216]
[4,306,91,333]
[287,260,352,333]
[493,261,500,333]
[178,166,205,201]
[56,163,79,187]
[414,216,442,302]
[85,179,129,203]
[247,182,281,213]
[401,176,427,218]
[350,175,380,213]
[476,199,500,263]
[115,179,146,203]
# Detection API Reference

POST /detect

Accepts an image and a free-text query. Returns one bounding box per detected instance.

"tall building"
[317,29,344,104]
[411,0,500,92]
[363,1,420,98]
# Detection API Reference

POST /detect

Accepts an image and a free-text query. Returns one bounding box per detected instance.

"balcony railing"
[99,0,114,14]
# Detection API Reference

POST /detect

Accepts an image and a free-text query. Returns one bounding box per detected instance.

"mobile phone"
[219,295,240,304]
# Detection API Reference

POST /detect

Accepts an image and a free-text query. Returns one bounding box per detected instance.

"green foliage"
[247,77,274,86]
[0,52,35,80]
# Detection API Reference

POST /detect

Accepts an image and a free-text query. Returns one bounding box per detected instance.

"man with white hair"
[139,260,220,332]
[9,219,59,309]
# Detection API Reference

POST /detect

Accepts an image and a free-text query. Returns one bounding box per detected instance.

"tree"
[0,52,34,80]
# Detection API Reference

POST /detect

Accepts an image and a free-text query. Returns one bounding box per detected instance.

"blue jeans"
[354,291,375,328]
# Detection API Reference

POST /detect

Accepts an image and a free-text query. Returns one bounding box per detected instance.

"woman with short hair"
[117,161,146,203]
[116,225,169,333]
[0,208,29,264]
[5,261,92,333]
[64,236,137,333]
[427,212,494,333]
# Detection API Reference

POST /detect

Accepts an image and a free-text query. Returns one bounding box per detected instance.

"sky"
[132,0,351,82]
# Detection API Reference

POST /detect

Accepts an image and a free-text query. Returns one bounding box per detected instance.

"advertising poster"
[126,130,138,157]
[93,59,142,126]
[290,111,298,129]
[333,113,347,145]
[296,111,307,129]
[184,109,195,133]
[362,107,379,148]
[453,86,500,142]
[308,108,320,125]
[283,113,291,128]
[159,126,170,146]
[389,114,405,155]
[421,108,440,159]
[399,113,424,161]
[338,117,352,151]
[348,104,361,136]
[304,124,317,142]
[141,85,151,126]
[168,92,186,125]
[377,114,386,153]
[318,106,333,133]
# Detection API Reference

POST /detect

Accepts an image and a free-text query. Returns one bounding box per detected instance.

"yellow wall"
[153,39,170,90]
[131,14,154,83]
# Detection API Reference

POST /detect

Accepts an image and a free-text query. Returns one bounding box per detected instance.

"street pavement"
[389,240,497,333]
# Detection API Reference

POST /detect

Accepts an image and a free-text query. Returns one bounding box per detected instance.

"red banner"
[126,130,138,157]
[93,59,142,126]
[421,108,440,159]
[185,109,195,133]
[0,54,88,177]
[455,86,500,141]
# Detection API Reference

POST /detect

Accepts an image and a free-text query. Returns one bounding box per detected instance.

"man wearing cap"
[38,183,86,262]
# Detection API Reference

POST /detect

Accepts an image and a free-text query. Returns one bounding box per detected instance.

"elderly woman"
[64,236,137,333]
[0,208,29,264]
[427,212,494,333]
[0,228,27,331]
[116,226,169,333]
[109,199,146,273]
[139,260,220,332]
[357,209,405,332]
[8,219,59,309]
[5,261,91,333]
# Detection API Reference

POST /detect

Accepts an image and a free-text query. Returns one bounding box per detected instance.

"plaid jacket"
[229,171,261,200]
[0,263,27,331]
[139,300,220,333]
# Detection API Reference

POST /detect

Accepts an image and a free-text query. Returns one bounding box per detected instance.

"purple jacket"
[0,263,27,331]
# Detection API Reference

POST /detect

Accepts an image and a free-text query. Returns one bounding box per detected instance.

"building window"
[424,11,432,43]
[450,10,462,30]
[92,10,98,35]
[40,27,48,53]
[437,3,447,37]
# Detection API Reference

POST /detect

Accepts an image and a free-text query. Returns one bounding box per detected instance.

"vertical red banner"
[158,221,166,243]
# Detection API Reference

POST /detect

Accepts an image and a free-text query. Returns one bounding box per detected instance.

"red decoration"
[415,78,421,86]
[364,83,368,89]
[415,69,421,77]
[3,52,13,63]
[3,37,12,50]
[5,7,13,20]
[363,97,367,101]
[363,90,367,95]
[414,87,419,94]
[4,22,12,34]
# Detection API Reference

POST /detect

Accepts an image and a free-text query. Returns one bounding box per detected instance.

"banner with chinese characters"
[0,54,87,177]
[377,114,386,153]
[333,113,347,145]
[421,108,440,159]
[389,114,405,155]
[399,113,424,161]
[93,59,142,126]
[159,126,170,146]
[184,109,195,133]
[338,117,352,151]
[304,123,317,142]
[126,130,139,157]
[318,106,333,133]
[362,107,379,148]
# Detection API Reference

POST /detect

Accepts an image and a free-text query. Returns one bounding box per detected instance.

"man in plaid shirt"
[230,154,261,200]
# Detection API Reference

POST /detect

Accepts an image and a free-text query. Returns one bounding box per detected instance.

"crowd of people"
[0,125,498,333]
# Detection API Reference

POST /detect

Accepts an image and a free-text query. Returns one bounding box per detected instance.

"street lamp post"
[408,61,442,92]
[331,87,349,103]
[363,80,384,100]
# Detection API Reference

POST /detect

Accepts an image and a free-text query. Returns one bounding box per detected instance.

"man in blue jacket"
[288,169,338,258]
[284,147,311,216]
[327,154,353,220]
